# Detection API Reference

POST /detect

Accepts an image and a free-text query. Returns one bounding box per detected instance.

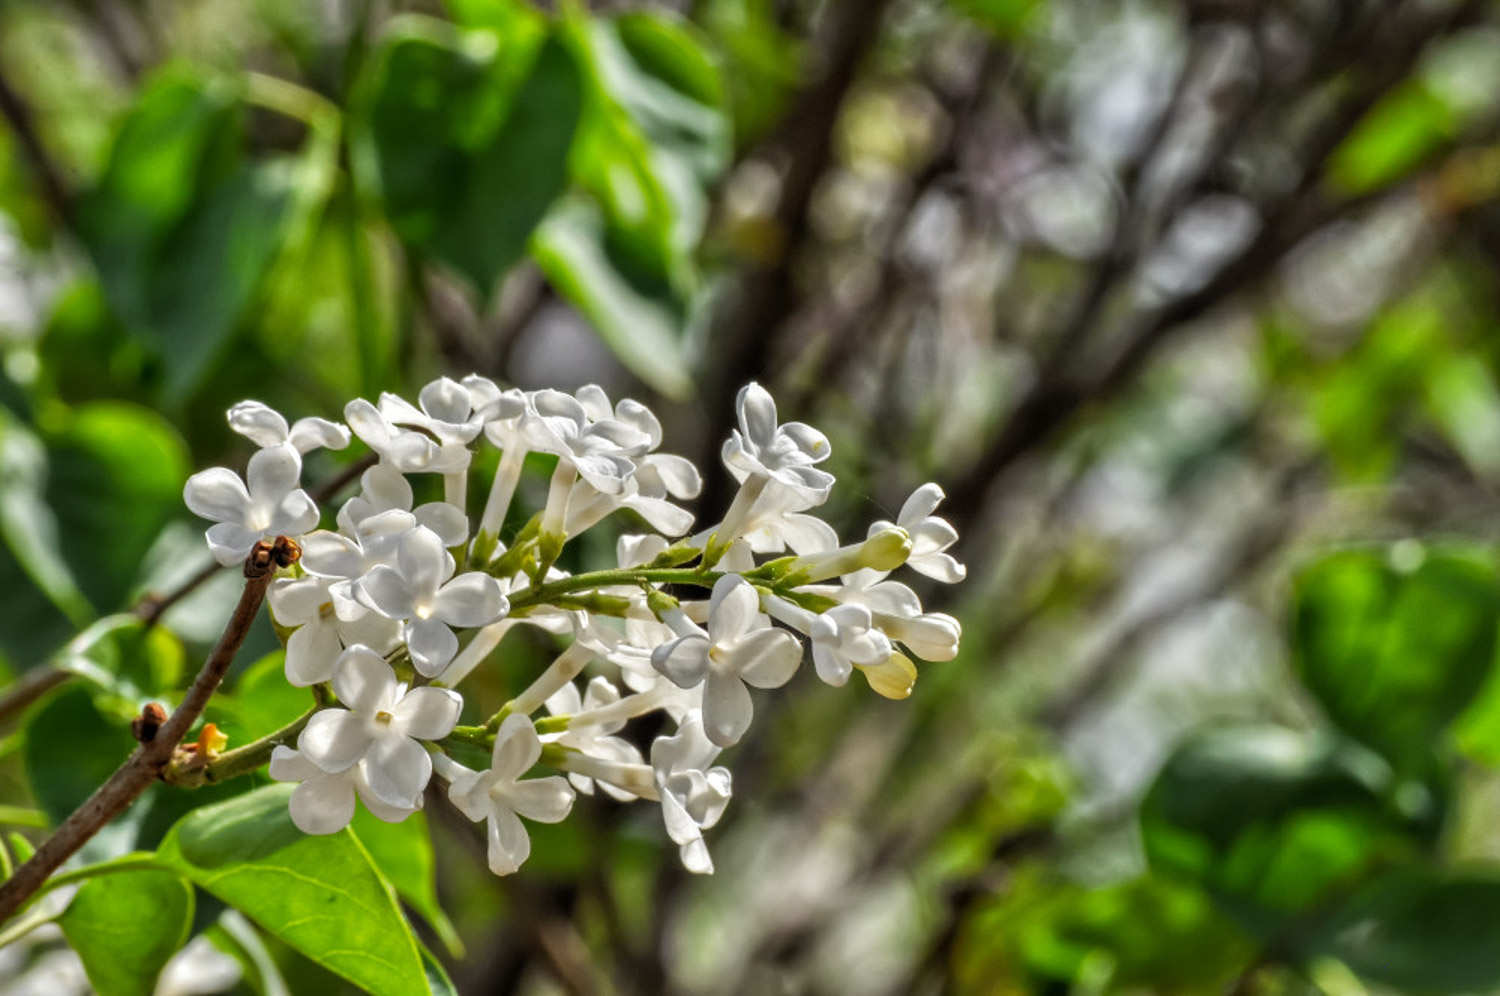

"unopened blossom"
[227,400,350,454]
[545,677,644,800]
[651,575,801,746]
[297,646,463,808]
[183,446,318,565]
[357,526,510,675]
[810,603,893,687]
[269,745,416,834]
[267,574,400,686]
[872,483,966,583]
[652,711,732,874]
[445,715,575,876]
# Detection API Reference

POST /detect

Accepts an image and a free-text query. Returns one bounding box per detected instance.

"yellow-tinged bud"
[858,651,917,700]
[858,526,912,573]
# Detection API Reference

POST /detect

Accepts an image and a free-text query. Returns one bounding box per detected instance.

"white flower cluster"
[183,379,964,876]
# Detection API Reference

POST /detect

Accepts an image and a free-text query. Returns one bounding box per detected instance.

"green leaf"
[1292,546,1500,769]
[24,685,137,828]
[1327,81,1457,196]
[1141,725,1430,932]
[360,18,583,292]
[59,869,193,996]
[0,408,93,630]
[351,807,464,957]
[1305,868,1500,993]
[56,615,185,707]
[532,197,694,399]
[154,784,429,996]
[422,943,459,996]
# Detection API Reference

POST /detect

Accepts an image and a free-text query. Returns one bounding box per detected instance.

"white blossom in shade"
[810,603,894,687]
[651,574,801,747]
[267,574,400,686]
[227,400,350,454]
[544,676,644,800]
[183,446,319,566]
[335,463,468,544]
[296,645,463,807]
[344,398,465,473]
[871,482,966,583]
[269,745,415,834]
[445,715,575,876]
[720,381,835,503]
[651,711,732,874]
[523,388,651,494]
[356,526,510,676]
[378,377,484,445]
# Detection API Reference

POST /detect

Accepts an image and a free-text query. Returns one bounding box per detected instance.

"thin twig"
[0,538,297,925]
[0,667,71,728]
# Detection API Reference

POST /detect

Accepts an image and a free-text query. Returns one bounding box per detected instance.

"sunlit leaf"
[59,868,193,996]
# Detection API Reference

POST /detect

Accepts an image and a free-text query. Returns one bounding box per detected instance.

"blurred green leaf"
[154,784,429,996]
[1305,868,1500,993]
[360,17,582,293]
[59,868,193,996]
[1327,81,1457,196]
[1141,725,1429,931]
[0,408,93,630]
[57,614,185,706]
[351,807,463,958]
[1292,546,1500,770]
[951,0,1048,38]
[532,197,694,399]
[24,686,135,827]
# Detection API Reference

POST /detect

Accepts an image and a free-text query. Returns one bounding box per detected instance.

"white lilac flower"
[544,677,644,800]
[227,400,350,454]
[720,381,834,503]
[269,745,416,834]
[183,446,319,565]
[475,386,534,539]
[734,482,838,556]
[445,715,575,876]
[651,711,732,874]
[344,398,465,474]
[831,570,961,662]
[651,574,801,746]
[335,463,468,544]
[809,603,893,687]
[356,526,510,676]
[296,646,463,808]
[301,507,425,622]
[524,388,651,496]
[379,377,486,445]
[872,483,966,583]
[267,574,401,686]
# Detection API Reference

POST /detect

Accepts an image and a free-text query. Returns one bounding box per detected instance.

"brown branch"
[0,667,72,728]
[0,537,298,925]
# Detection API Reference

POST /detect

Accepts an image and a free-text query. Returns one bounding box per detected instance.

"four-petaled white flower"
[228,400,350,454]
[379,377,485,446]
[447,715,575,876]
[545,676,644,800]
[357,526,510,676]
[651,574,801,747]
[268,574,400,686]
[651,711,732,874]
[335,464,467,543]
[297,645,463,809]
[721,381,834,503]
[183,446,319,565]
[810,603,893,687]
[524,388,651,494]
[871,483,965,583]
[269,745,415,834]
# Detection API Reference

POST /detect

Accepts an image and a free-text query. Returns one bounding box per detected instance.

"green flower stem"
[162,705,319,789]
[507,566,723,611]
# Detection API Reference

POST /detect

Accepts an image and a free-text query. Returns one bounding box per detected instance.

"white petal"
[544,681,583,717]
[287,417,351,453]
[574,384,613,421]
[446,768,494,822]
[507,777,575,823]
[420,377,474,425]
[357,566,415,619]
[407,618,459,677]
[285,618,342,687]
[911,551,967,584]
[779,421,831,462]
[183,468,250,523]
[345,398,393,448]
[355,770,419,824]
[289,775,356,834]
[298,709,373,772]
[615,398,662,448]
[432,573,509,627]
[735,382,778,451]
[701,672,753,747]
[908,516,959,558]
[268,745,317,782]
[707,575,758,641]
[491,714,542,780]
[678,837,714,874]
[332,645,399,713]
[227,401,289,447]
[898,482,946,526]
[361,464,413,515]
[391,686,463,740]
[363,735,432,808]
[415,502,468,547]
[779,513,839,555]
[812,644,851,686]
[245,445,302,505]
[299,531,364,580]
[652,634,710,689]
[486,806,530,876]
[270,489,320,537]
[398,527,450,601]
[205,522,260,565]
[726,628,801,689]
[581,675,621,712]
[659,787,703,847]
[268,575,326,626]
[623,496,695,537]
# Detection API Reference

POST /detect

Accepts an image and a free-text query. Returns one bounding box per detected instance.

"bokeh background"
[5,0,1500,992]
